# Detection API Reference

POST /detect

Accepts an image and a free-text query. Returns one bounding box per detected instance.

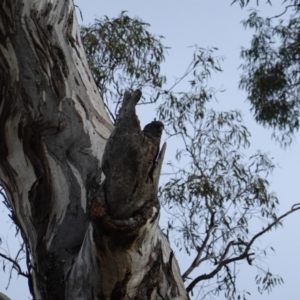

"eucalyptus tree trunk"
[0,1,187,299]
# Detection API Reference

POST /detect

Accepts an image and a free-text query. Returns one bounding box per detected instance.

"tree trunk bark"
[0,1,187,299]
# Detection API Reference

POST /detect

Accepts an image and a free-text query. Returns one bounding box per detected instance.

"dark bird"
[143,120,164,140]
[143,120,164,181]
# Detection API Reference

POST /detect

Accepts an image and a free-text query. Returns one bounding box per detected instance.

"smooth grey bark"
[0,1,187,299]
[0,293,11,300]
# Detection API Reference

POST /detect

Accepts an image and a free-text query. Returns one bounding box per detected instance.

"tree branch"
[267,4,300,20]
[186,203,300,293]
[182,210,216,281]
[0,252,28,278]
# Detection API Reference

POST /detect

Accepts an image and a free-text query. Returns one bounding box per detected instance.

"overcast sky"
[1,1,300,299]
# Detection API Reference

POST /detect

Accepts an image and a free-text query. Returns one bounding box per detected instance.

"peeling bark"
[0,1,187,299]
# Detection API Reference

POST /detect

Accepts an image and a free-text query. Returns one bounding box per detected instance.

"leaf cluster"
[80,11,167,120]
[157,46,223,135]
[231,0,272,8]
[159,105,280,299]
[239,1,300,145]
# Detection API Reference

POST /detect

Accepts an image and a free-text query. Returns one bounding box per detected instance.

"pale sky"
[1,1,300,299]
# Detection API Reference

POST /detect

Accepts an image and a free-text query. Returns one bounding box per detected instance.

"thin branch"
[224,264,236,295]
[186,203,300,294]
[14,242,24,262]
[244,203,300,254]
[267,4,299,20]
[182,211,215,280]
[74,5,83,22]
[104,102,116,124]
[0,252,28,278]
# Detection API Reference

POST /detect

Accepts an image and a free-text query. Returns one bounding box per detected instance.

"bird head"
[143,121,164,138]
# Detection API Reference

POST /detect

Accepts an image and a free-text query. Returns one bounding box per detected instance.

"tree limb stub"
[91,88,166,247]
[99,89,165,220]
[83,90,188,299]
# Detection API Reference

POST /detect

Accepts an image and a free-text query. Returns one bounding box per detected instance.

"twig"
[0,252,28,278]
[182,211,216,280]
[74,5,83,22]
[186,203,300,294]
[267,4,299,20]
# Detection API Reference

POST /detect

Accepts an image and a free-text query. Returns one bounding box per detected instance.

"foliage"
[238,1,300,145]
[80,11,167,121]
[231,0,271,8]
[157,46,223,133]
[154,37,284,298]
[159,106,282,298]
[79,11,297,300]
